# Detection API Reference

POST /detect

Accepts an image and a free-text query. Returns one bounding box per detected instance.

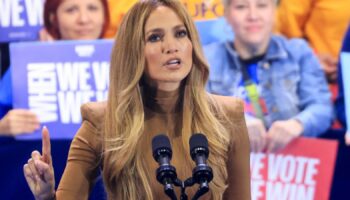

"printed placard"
[250,138,338,200]
[10,39,113,139]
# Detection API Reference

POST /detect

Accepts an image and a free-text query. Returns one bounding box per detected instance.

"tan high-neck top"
[56,89,251,200]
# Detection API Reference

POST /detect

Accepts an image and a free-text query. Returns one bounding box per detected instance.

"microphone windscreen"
[152,134,171,156]
[189,133,208,153]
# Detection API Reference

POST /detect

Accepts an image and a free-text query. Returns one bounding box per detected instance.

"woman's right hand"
[0,109,40,136]
[246,117,267,153]
[23,127,56,200]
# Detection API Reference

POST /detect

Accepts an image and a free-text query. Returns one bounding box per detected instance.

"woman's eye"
[88,4,100,12]
[147,34,162,42]
[235,4,247,9]
[176,29,188,38]
[257,3,268,8]
[65,6,78,13]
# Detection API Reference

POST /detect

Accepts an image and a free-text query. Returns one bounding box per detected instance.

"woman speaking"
[23,0,251,199]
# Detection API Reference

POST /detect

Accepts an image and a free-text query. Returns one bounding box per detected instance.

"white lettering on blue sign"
[58,91,95,124]
[27,61,109,124]
[75,45,95,57]
[0,0,43,27]
[25,0,43,26]
[92,61,109,90]
[27,63,58,123]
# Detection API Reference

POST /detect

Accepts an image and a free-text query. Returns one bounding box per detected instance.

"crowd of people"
[0,0,349,199]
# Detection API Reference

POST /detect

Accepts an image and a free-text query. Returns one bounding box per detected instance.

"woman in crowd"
[204,0,333,152]
[0,0,109,135]
[276,0,350,84]
[23,0,251,199]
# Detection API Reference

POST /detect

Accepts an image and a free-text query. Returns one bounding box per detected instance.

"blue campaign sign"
[341,53,350,134]
[10,39,113,139]
[0,0,44,42]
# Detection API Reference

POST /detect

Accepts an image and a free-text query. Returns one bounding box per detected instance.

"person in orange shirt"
[103,0,136,38]
[105,0,225,38]
[276,0,350,84]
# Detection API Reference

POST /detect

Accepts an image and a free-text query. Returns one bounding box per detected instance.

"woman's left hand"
[266,119,304,153]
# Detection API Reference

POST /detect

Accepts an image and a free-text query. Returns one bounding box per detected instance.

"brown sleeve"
[55,102,104,200]
[220,97,251,200]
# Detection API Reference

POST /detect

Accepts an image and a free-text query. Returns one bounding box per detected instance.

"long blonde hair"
[104,0,232,199]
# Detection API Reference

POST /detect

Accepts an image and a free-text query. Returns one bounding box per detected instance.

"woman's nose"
[162,36,179,54]
[77,9,90,24]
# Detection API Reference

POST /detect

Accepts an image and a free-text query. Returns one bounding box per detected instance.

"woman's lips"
[163,58,182,70]
[76,29,93,35]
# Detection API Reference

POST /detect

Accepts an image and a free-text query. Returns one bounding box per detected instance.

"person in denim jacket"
[204,0,333,152]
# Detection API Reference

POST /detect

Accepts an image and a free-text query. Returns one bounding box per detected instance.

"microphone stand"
[192,181,209,200]
[181,177,209,200]
[164,176,209,200]
[156,165,178,200]
[154,134,212,200]
[160,170,210,200]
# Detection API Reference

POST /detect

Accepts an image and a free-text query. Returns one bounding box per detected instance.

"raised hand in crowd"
[0,109,40,136]
[266,119,304,152]
[317,53,338,83]
[246,117,267,153]
[23,127,55,200]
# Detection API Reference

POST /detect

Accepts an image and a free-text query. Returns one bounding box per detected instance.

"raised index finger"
[42,126,52,165]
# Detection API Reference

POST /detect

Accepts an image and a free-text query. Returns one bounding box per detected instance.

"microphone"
[152,134,178,200]
[189,133,213,199]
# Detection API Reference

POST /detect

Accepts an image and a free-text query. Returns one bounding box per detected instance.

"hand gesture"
[266,119,303,152]
[246,117,267,152]
[23,127,55,200]
[0,109,40,136]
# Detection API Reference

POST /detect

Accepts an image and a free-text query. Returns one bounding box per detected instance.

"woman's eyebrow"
[173,24,186,29]
[145,28,163,35]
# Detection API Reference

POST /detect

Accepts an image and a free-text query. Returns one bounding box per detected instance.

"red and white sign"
[250,138,338,200]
